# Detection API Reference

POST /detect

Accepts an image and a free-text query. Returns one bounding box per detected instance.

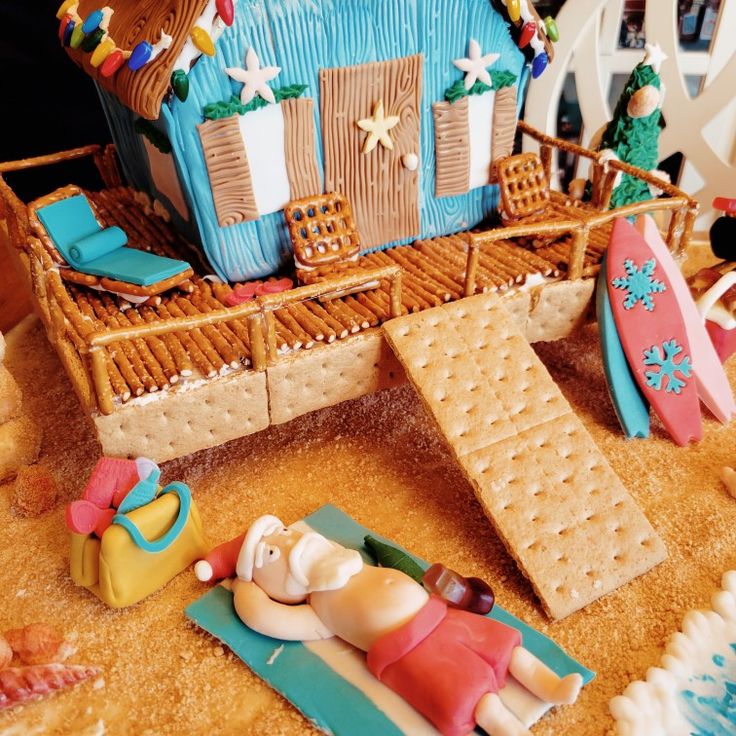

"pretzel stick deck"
[172,297,241,369]
[101,295,173,389]
[190,289,251,365]
[197,282,253,354]
[383,293,667,619]
[155,301,219,378]
[89,294,162,393]
[75,292,146,397]
[138,306,194,378]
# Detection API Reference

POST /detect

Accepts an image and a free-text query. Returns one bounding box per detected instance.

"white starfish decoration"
[225,48,281,105]
[642,42,668,74]
[357,100,400,153]
[453,39,500,90]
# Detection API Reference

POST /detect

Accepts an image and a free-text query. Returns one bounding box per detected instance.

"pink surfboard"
[636,215,735,424]
[607,218,702,446]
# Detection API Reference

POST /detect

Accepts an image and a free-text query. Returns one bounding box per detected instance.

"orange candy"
[12,464,58,518]
[3,624,64,666]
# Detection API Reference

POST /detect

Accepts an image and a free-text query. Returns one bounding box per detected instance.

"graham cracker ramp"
[383,292,667,619]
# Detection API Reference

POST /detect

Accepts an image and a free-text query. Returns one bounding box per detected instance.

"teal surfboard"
[597,254,650,439]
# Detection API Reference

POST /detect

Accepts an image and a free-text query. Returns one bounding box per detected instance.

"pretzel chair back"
[284,193,361,270]
[497,153,551,221]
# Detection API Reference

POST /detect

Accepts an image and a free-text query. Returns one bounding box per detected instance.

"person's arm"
[232,580,334,641]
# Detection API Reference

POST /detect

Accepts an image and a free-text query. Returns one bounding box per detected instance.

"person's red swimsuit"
[367,597,521,736]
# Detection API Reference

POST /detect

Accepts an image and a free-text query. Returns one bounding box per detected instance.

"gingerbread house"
[0,0,697,468]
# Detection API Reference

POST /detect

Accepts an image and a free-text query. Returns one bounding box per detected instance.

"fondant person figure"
[195,516,583,736]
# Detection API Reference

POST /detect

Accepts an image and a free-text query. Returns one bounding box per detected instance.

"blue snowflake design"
[643,339,692,394]
[612,258,666,311]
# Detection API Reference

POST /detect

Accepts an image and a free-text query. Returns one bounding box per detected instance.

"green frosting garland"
[204,84,309,121]
[134,118,172,154]
[598,63,662,209]
[444,70,517,103]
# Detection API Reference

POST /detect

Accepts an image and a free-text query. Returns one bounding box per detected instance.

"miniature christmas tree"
[597,43,668,209]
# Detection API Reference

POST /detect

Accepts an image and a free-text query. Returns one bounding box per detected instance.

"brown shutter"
[197,116,259,227]
[491,86,518,182]
[433,97,471,198]
[281,98,322,200]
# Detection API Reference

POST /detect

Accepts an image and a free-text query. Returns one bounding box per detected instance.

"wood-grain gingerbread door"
[319,54,422,249]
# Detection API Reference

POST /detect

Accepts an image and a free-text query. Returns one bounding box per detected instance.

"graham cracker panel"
[433,98,471,197]
[94,370,269,464]
[197,117,259,228]
[383,292,666,619]
[525,278,595,343]
[384,296,570,455]
[267,330,405,426]
[282,98,322,201]
[462,413,666,612]
[497,291,531,336]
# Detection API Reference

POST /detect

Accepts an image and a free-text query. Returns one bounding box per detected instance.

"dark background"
[0,0,111,201]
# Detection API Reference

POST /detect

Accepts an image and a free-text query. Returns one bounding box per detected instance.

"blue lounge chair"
[35,193,191,290]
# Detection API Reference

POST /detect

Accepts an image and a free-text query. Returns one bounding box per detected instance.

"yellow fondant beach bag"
[70,482,208,608]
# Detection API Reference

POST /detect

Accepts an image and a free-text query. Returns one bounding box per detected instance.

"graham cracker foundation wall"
[91,280,595,462]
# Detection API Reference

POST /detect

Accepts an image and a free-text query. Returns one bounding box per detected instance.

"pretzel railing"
[0,144,121,247]
[81,265,402,415]
[461,123,700,294]
[256,265,402,366]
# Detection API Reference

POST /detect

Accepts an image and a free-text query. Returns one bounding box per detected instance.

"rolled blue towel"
[68,226,128,267]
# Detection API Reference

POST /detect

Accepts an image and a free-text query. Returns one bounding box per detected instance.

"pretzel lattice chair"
[496,152,588,249]
[284,192,379,295]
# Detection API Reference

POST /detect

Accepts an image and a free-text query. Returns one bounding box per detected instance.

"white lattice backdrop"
[523,0,736,229]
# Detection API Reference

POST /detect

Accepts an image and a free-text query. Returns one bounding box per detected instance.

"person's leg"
[508,647,583,705]
[474,693,531,736]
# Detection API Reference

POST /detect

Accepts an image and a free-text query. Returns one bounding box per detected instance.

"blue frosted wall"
[108,0,527,282]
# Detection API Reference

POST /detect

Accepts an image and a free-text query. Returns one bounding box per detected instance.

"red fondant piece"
[519,21,536,48]
[81,457,139,509]
[58,14,73,42]
[255,278,293,296]
[224,283,258,306]
[607,218,702,445]
[706,321,736,364]
[216,0,235,26]
[100,49,125,78]
[65,500,115,537]
[367,597,521,736]
[194,532,246,582]
[713,197,736,214]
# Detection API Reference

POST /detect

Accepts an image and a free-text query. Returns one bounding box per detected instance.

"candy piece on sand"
[0,663,101,710]
[721,467,736,498]
[12,465,59,517]
[0,415,42,482]
[4,624,64,665]
[82,457,139,509]
[66,500,115,536]
[195,532,246,582]
[0,365,22,424]
[0,635,12,670]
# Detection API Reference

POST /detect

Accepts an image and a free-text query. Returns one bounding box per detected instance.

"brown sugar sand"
[2,257,735,734]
